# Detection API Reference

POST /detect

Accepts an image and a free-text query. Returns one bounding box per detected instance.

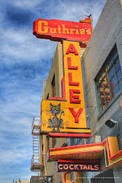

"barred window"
[95,45,122,112]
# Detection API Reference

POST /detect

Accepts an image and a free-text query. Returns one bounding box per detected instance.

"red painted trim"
[101,138,108,146]
[101,138,122,166]
[49,96,66,100]
[109,150,122,160]
[50,149,103,159]
[106,138,111,159]
[64,172,69,183]
[106,141,122,161]
[50,141,103,151]
[49,76,66,101]
[120,99,122,110]
[108,160,122,169]
[48,133,91,138]
[58,159,100,163]
[50,144,103,152]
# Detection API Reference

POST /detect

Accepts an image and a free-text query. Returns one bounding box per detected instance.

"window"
[51,74,56,97]
[95,45,122,112]
[46,93,49,99]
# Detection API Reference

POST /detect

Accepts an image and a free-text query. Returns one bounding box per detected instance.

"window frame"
[95,44,122,114]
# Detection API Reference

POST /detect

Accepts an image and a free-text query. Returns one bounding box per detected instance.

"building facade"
[31,0,122,182]
[81,0,122,182]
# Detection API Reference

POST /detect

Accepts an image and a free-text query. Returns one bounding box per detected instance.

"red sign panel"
[33,18,92,42]
[57,161,100,172]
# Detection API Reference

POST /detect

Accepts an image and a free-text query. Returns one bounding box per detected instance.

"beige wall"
[40,42,67,183]
[43,42,63,99]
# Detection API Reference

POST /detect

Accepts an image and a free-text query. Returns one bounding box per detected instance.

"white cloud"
[0,93,40,133]
[0,28,56,63]
[0,148,30,164]
[1,0,43,10]
[0,1,106,64]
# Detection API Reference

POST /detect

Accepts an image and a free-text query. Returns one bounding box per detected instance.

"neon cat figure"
[48,103,64,132]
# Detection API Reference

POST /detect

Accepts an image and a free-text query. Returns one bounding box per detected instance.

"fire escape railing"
[31,116,44,172]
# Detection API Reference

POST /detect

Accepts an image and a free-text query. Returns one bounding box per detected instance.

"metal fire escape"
[31,116,44,172]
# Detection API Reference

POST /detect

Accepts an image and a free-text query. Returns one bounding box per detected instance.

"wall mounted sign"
[57,161,100,172]
[41,41,91,135]
[48,137,122,170]
[33,18,92,42]
[41,100,90,133]
[63,41,85,104]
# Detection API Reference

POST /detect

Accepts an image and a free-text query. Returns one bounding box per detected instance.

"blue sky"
[0,0,106,182]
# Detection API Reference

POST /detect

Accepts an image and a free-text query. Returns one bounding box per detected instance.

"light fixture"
[105,119,118,128]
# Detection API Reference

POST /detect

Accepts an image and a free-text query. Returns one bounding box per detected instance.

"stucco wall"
[82,0,122,134]
[82,0,122,182]
[43,42,63,99]
[41,42,66,183]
